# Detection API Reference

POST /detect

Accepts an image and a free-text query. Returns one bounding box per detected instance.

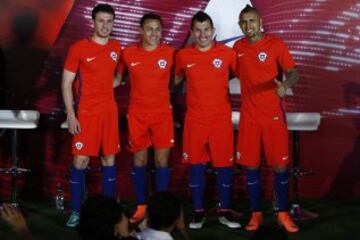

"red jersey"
[64,38,122,114]
[233,34,295,123]
[122,44,175,111]
[175,43,236,119]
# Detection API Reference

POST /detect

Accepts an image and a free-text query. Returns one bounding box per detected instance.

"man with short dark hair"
[78,195,137,240]
[233,4,299,233]
[174,11,240,229]
[137,192,185,240]
[122,13,175,223]
[62,3,122,227]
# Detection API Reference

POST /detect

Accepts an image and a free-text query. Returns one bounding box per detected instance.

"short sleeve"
[63,43,81,73]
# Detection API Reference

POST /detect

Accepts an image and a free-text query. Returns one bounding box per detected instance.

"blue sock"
[70,166,85,213]
[216,167,232,209]
[155,167,170,192]
[190,164,206,210]
[132,166,147,204]
[275,170,289,211]
[246,169,262,211]
[102,165,117,197]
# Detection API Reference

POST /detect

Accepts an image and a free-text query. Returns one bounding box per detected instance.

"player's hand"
[0,204,31,237]
[67,114,81,135]
[274,79,286,98]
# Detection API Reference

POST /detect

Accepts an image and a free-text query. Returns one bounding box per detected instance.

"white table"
[0,110,40,204]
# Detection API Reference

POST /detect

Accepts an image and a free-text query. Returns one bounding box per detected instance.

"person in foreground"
[136,192,188,240]
[0,203,33,240]
[121,13,175,223]
[175,11,240,230]
[78,195,137,240]
[233,4,299,233]
[61,3,123,227]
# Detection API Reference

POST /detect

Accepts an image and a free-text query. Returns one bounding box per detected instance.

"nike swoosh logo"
[282,156,289,161]
[131,62,140,67]
[189,184,199,188]
[247,181,259,186]
[86,57,96,62]
[237,53,245,57]
[218,35,243,44]
[187,63,196,68]
[281,180,289,185]
[107,178,116,182]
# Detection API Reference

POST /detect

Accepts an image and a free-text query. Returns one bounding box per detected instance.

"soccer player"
[121,14,175,223]
[175,11,240,229]
[62,4,122,227]
[233,5,299,232]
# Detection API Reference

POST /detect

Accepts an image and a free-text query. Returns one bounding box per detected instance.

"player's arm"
[274,67,298,97]
[62,69,80,135]
[113,72,122,88]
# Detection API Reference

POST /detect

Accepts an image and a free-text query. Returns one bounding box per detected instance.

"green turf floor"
[1,198,359,240]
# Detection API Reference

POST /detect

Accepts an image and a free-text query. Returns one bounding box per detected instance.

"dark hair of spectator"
[250,225,288,240]
[77,195,123,240]
[148,192,181,230]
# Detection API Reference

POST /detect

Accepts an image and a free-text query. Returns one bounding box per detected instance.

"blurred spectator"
[250,225,288,240]
[0,203,33,240]
[77,195,137,240]
[137,192,188,240]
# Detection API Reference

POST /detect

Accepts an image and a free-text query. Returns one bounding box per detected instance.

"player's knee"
[73,155,90,169]
[134,151,148,166]
[274,165,287,173]
[101,155,115,166]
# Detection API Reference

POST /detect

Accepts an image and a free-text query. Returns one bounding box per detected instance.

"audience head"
[250,225,288,240]
[77,195,127,240]
[147,191,182,232]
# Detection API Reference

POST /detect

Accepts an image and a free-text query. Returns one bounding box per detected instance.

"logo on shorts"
[110,51,118,61]
[258,52,267,62]
[273,115,279,121]
[75,142,84,150]
[212,58,222,68]
[182,152,189,161]
[158,59,167,69]
[236,151,241,160]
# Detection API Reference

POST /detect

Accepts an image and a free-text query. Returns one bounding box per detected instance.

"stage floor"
[0,197,359,240]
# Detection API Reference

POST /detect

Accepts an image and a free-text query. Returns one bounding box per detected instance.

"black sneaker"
[189,211,206,229]
[218,210,241,229]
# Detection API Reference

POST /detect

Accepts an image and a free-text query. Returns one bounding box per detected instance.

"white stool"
[0,110,40,205]
[286,112,321,220]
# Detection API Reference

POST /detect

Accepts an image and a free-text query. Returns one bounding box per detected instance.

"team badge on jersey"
[158,59,167,69]
[258,52,267,62]
[182,152,189,161]
[212,58,222,68]
[110,51,118,61]
[75,142,84,150]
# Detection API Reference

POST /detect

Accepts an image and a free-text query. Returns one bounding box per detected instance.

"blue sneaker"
[66,211,80,227]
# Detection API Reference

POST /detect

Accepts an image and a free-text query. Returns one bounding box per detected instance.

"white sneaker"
[66,211,80,227]
[218,211,241,229]
[189,211,206,229]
